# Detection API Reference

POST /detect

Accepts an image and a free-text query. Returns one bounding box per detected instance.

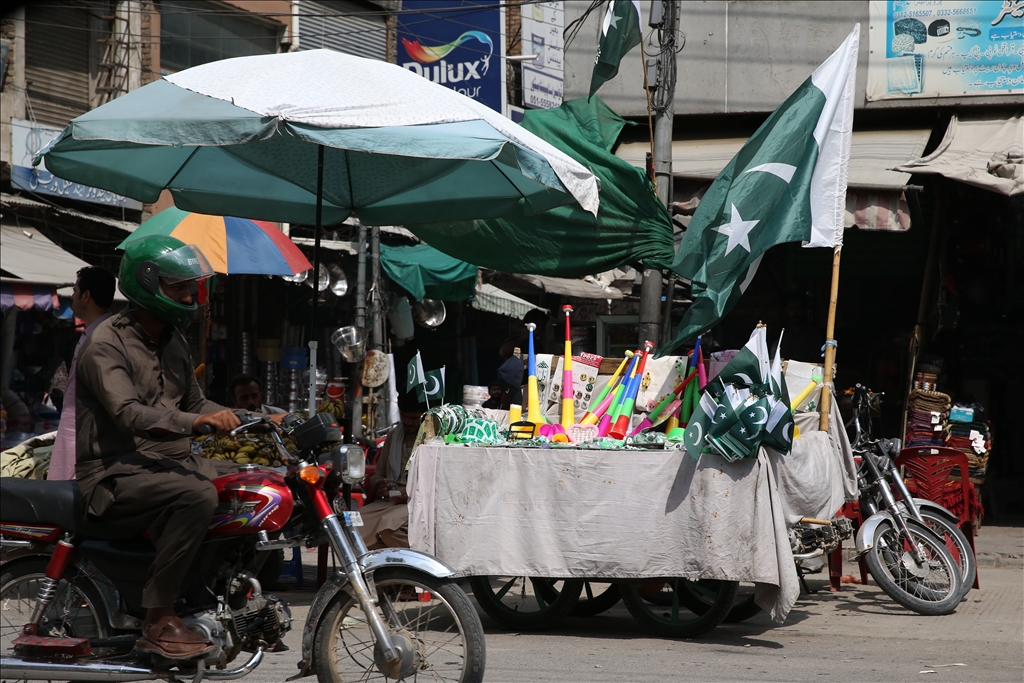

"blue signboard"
[867,0,1024,100]
[396,0,505,114]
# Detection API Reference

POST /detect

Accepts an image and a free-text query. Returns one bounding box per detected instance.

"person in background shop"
[47,267,116,481]
[227,373,286,414]
[358,393,423,549]
[495,309,546,406]
[481,380,503,409]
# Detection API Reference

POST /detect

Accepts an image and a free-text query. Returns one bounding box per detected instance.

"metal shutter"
[297,1,387,61]
[24,4,92,127]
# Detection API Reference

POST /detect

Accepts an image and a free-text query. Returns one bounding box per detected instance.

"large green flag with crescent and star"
[589,0,643,97]
[664,25,860,354]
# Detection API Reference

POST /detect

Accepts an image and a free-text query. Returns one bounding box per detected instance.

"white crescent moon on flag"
[783,423,794,444]
[753,406,769,424]
[735,373,754,385]
[687,421,703,446]
[744,162,797,183]
[426,376,441,396]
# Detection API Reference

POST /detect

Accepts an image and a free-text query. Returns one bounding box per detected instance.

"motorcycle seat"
[0,478,136,540]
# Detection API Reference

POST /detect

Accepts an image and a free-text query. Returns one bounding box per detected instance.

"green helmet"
[118,235,214,328]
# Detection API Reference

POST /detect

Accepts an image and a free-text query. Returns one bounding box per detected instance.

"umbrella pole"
[308,144,325,416]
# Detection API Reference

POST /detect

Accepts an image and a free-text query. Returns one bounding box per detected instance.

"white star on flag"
[606,9,620,31]
[712,204,759,255]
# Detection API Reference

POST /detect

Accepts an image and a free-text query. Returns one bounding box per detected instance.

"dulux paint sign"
[397,0,506,114]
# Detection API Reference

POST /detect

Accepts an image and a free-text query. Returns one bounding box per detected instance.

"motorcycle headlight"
[331,444,365,485]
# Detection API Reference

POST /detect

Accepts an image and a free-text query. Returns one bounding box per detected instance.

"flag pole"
[818,246,842,431]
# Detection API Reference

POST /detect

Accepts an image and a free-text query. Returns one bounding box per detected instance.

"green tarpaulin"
[406,97,674,277]
[380,243,478,301]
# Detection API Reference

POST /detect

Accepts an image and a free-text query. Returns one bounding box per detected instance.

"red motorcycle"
[0,413,485,682]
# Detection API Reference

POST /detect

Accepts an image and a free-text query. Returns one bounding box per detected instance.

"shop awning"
[1,225,92,286]
[509,273,625,300]
[893,111,1023,197]
[472,283,548,320]
[615,129,932,190]
[380,243,478,301]
[0,281,59,312]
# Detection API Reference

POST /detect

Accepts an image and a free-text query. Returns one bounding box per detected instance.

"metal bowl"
[331,325,368,362]
[412,299,446,328]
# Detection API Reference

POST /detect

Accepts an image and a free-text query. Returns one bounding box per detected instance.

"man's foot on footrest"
[135,616,215,660]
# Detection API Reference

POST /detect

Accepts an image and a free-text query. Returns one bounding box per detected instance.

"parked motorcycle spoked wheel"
[916,508,977,599]
[0,558,109,653]
[570,582,621,618]
[863,519,963,615]
[621,579,739,638]
[315,568,485,683]
[469,576,583,631]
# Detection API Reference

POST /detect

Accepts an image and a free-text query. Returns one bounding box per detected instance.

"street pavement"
[249,523,1023,683]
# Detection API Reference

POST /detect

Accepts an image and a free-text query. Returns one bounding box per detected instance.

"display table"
[408,444,800,622]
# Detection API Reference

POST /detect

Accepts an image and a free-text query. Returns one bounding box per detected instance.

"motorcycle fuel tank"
[208,469,294,536]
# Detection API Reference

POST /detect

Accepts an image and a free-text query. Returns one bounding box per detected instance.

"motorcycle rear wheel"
[863,519,962,615]
[469,576,582,631]
[0,557,109,653]
[621,578,738,638]
[314,568,485,683]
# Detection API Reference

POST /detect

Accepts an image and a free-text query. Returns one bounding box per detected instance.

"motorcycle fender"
[290,550,459,680]
[854,511,895,556]
[899,498,959,525]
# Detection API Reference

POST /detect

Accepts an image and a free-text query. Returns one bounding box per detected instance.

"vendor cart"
[407,443,801,636]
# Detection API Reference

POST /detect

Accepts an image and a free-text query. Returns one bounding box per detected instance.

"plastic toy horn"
[597,353,639,436]
[560,305,575,430]
[580,350,634,425]
[628,368,699,436]
[608,340,654,439]
[525,322,547,425]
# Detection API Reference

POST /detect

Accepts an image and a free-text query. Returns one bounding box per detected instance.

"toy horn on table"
[580,350,634,426]
[525,321,547,425]
[608,340,654,440]
[560,305,575,430]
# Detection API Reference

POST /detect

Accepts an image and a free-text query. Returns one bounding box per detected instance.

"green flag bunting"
[664,26,859,353]
[589,0,643,97]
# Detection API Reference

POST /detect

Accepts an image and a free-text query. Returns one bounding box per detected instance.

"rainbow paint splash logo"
[401,30,493,98]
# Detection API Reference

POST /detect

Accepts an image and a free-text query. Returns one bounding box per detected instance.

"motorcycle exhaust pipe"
[0,646,264,681]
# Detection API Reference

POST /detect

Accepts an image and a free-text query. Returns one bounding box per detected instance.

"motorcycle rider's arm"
[78,336,205,439]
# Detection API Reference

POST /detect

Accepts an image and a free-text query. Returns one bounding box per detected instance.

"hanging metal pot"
[331,325,367,362]
[413,299,446,328]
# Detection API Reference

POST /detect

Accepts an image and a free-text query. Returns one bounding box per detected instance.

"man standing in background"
[47,267,116,480]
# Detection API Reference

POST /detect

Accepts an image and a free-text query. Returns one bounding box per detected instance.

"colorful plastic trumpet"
[525,322,547,425]
[597,354,639,436]
[628,368,699,436]
[608,341,654,439]
[580,350,634,425]
[560,305,575,430]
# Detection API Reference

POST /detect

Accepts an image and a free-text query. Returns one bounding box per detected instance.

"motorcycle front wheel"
[917,509,976,599]
[314,568,485,683]
[621,578,738,638]
[863,519,962,615]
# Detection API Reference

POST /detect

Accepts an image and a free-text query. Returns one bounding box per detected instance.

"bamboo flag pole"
[819,246,842,431]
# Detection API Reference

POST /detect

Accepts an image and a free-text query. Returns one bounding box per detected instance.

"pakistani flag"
[683,392,718,462]
[416,367,445,404]
[406,352,425,393]
[709,325,771,396]
[764,333,796,453]
[589,0,643,97]
[665,25,859,352]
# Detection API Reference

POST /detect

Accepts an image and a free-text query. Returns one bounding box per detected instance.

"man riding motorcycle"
[74,235,282,660]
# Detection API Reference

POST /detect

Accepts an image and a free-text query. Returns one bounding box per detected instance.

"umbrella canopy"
[35,49,599,226]
[121,208,311,276]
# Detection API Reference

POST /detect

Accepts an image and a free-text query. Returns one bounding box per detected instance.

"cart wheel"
[674,580,761,623]
[570,581,621,617]
[621,578,738,638]
[469,576,583,631]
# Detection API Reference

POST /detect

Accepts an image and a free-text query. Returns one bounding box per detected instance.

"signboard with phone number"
[867,0,1023,100]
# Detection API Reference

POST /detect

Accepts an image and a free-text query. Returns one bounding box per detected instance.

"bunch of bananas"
[193,435,293,467]
[316,398,345,420]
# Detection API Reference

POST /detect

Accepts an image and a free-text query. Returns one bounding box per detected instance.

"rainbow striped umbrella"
[119,207,311,276]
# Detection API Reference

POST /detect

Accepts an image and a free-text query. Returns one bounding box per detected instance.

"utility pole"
[638,0,678,348]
